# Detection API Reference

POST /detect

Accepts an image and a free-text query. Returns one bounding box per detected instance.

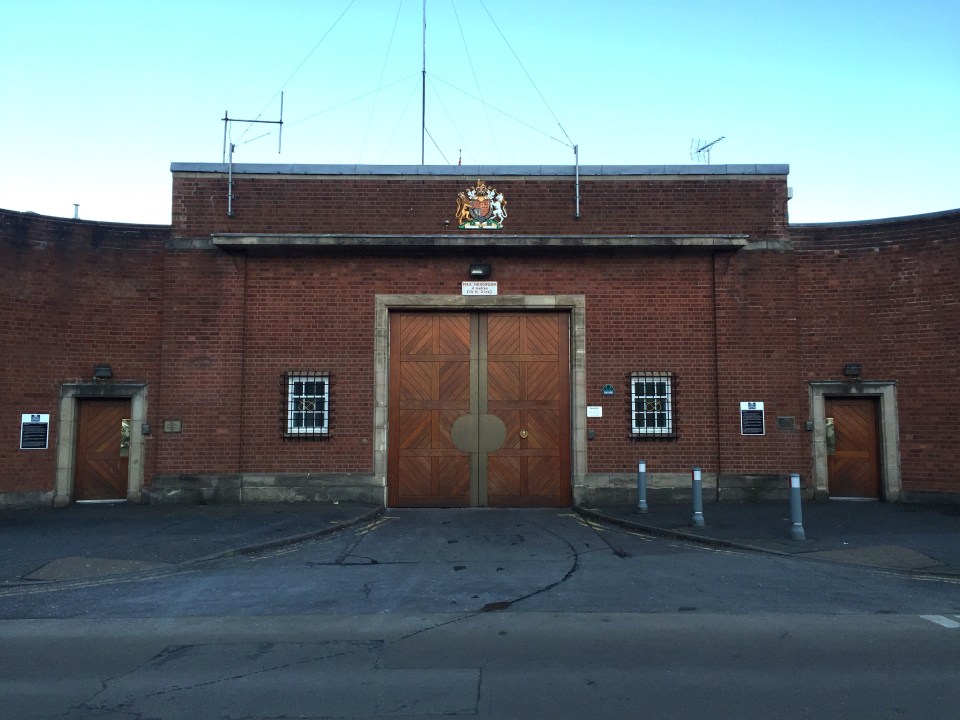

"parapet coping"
[172,162,789,177]
[211,234,750,249]
[791,207,960,228]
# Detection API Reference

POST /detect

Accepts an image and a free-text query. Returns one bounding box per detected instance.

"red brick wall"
[160,168,796,483]
[172,172,789,240]
[150,245,810,483]
[714,249,808,476]
[793,211,960,495]
[154,248,247,475]
[5,172,956,502]
[579,250,721,474]
[0,210,167,495]
[236,249,725,476]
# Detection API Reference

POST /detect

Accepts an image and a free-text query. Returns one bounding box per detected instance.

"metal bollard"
[789,472,806,540]
[637,461,648,513]
[691,466,705,527]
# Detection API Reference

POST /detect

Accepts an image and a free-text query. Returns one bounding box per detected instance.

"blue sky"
[2,0,957,224]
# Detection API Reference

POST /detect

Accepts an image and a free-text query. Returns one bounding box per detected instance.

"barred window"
[631,372,674,437]
[285,372,329,437]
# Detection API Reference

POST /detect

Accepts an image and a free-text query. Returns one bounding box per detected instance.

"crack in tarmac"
[393,512,588,641]
[77,640,382,716]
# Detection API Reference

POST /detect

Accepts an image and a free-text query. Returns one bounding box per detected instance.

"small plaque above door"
[462,281,498,296]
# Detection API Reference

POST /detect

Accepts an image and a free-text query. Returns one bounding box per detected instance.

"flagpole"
[421,0,426,165]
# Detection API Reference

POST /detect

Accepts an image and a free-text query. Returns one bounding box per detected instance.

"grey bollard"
[637,460,648,513]
[789,472,806,540]
[691,466,705,527]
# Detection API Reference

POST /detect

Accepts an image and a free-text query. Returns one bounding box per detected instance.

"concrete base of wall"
[900,490,960,506]
[148,473,384,506]
[4,482,955,508]
[576,472,815,506]
[0,491,55,509]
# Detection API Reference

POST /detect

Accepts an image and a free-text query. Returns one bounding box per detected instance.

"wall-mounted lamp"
[93,364,113,380]
[842,363,862,380]
[469,263,492,279]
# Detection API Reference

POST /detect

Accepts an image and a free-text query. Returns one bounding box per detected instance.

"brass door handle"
[120,419,131,458]
[519,429,528,439]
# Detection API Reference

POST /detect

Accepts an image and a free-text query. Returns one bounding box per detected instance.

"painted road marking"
[920,614,960,628]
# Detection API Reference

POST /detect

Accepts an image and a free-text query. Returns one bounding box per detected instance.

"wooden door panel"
[437,315,472,355]
[487,313,570,507]
[488,457,564,507]
[398,410,433,448]
[398,361,433,401]
[75,399,130,501]
[437,410,463,450]
[487,456,522,497]
[525,410,561,450]
[487,361,520,402]
[525,361,561,401]
[496,410,522,450]
[439,361,471,401]
[390,314,472,507]
[487,316,521,355]
[527,457,562,495]
[523,316,560,355]
[437,456,471,497]
[826,398,880,498]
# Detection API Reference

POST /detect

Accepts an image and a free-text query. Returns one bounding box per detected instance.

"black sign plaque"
[739,402,765,436]
[20,413,50,450]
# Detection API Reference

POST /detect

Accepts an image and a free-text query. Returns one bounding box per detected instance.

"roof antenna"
[221,93,285,217]
[690,136,725,164]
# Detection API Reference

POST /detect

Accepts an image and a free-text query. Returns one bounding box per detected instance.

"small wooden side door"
[75,399,131,501]
[825,397,880,498]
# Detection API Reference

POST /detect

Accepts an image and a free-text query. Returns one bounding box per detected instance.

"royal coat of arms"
[456,179,507,229]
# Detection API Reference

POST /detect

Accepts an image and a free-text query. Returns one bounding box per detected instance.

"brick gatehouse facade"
[1,163,957,507]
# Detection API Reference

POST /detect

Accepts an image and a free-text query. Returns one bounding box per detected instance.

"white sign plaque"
[462,281,498,296]
[586,406,603,418]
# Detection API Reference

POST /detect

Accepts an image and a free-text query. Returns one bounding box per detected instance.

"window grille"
[630,372,675,438]
[284,372,330,438]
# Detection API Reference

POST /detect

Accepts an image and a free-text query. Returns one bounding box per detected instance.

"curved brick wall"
[1,197,957,504]
[0,209,168,502]
[792,209,960,498]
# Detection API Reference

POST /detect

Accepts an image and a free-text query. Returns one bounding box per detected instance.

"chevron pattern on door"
[388,312,571,507]
[826,397,880,498]
[75,399,130,501]
[389,314,472,506]
[486,313,570,507]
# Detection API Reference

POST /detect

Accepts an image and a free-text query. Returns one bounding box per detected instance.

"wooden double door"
[388,312,571,507]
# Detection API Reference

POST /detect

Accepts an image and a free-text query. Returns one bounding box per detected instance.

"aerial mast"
[690,136,725,164]
[421,0,426,165]
[221,94,284,217]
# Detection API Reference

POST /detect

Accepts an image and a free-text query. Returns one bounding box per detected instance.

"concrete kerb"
[0,507,386,589]
[180,507,385,565]
[575,506,960,580]
[574,506,794,558]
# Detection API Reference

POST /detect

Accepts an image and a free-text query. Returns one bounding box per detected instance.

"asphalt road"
[2,509,959,719]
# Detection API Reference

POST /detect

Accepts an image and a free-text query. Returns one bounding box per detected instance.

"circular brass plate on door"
[450,413,508,453]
